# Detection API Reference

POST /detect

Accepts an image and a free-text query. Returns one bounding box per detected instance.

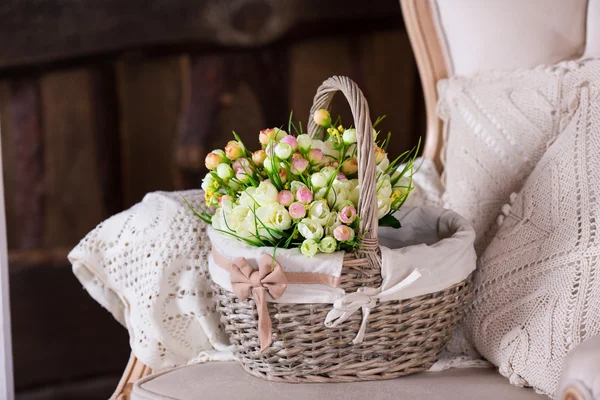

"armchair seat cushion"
[131,362,546,400]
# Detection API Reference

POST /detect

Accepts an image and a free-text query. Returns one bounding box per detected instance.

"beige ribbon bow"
[230,254,288,353]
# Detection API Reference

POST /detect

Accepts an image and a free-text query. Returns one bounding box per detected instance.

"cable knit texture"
[462,62,600,396]
[438,62,584,254]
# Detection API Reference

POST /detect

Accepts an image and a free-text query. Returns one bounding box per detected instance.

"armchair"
[113,0,600,399]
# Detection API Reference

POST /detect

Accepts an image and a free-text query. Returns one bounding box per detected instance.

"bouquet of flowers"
[192,109,418,257]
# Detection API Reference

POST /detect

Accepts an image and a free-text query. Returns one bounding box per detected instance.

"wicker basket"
[212,76,473,383]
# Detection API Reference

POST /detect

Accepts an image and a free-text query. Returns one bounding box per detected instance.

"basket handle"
[307,76,379,255]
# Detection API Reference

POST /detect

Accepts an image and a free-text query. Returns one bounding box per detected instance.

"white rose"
[324,212,341,236]
[311,172,328,189]
[217,163,234,180]
[201,174,216,191]
[301,239,319,257]
[297,134,312,152]
[314,188,327,200]
[298,218,324,240]
[345,144,357,157]
[256,203,291,233]
[274,128,287,141]
[377,175,393,199]
[310,139,324,151]
[333,178,353,191]
[238,187,257,208]
[322,139,340,158]
[254,181,278,206]
[377,197,392,219]
[319,236,338,253]
[229,205,254,237]
[275,142,292,159]
[320,166,336,181]
[349,182,360,206]
[219,201,239,231]
[348,186,360,207]
[242,211,273,240]
[308,200,330,225]
[392,174,411,190]
[290,180,307,195]
[377,157,390,172]
[227,180,240,191]
[211,208,224,230]
[342,128,357,144]
[327,186,350,210]
[263,156,274,172]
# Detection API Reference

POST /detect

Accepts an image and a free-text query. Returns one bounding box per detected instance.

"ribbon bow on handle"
[230,254,288,353]
[324,269,422,344]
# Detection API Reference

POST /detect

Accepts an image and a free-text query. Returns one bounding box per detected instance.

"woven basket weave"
[212,76,473,382]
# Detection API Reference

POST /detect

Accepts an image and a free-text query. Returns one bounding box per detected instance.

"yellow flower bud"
[313,109,331,127]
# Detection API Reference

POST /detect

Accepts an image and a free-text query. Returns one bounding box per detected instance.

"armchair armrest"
[556,334,600,400]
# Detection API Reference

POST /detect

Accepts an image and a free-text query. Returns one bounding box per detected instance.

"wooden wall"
[0,28,422,399]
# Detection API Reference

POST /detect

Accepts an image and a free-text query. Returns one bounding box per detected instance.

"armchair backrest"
[400,0,598,168]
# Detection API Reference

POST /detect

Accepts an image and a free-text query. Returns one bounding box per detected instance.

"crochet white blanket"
[70,159,455,371]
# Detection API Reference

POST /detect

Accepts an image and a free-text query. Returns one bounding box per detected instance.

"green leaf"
[379,214,401,229]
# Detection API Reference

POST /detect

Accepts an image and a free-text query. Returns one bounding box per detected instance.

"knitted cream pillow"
[438,65,570,253]
[464,78,600,396]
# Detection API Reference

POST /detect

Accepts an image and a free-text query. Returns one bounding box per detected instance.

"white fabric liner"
[209,206,476,304]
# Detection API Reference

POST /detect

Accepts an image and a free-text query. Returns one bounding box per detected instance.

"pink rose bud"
[252,150,267,166]
[296,187,313,204]
[291,157,309,175]
[374,146,386,163]
[333,225,355,242]
[313,109,331,127]
[307,148,324,164]
[338,205,357,224]
[280,135,298,150]
[225,140,244,161]
[218,195,232,206]
[259,128,277,146]
[292,151,303,159]
[235,167,251,183]
[278,190,294,206]
[337,172,347,180]
[265,141,276,156]
[341,158,359,175]
[204,152,222,170]
[289,202,307,219]
[232,157,250,171]
[278,168,288,183]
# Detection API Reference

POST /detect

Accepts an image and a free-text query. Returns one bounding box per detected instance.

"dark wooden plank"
[0,81,17,249]
[40,67,109,247]
[289,37,362,128]
[0,0,402,71]
[175,49,289,189]
[0,79,44,250]
[175,55,232,189]
[116,55,185,206]
[10,260,130,392]
[358,30,420,155]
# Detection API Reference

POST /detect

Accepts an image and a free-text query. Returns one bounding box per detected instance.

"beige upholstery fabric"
[585,0,600,57]
[556,334,600,399]
[132,362,546,400]
[432,0,588,76]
